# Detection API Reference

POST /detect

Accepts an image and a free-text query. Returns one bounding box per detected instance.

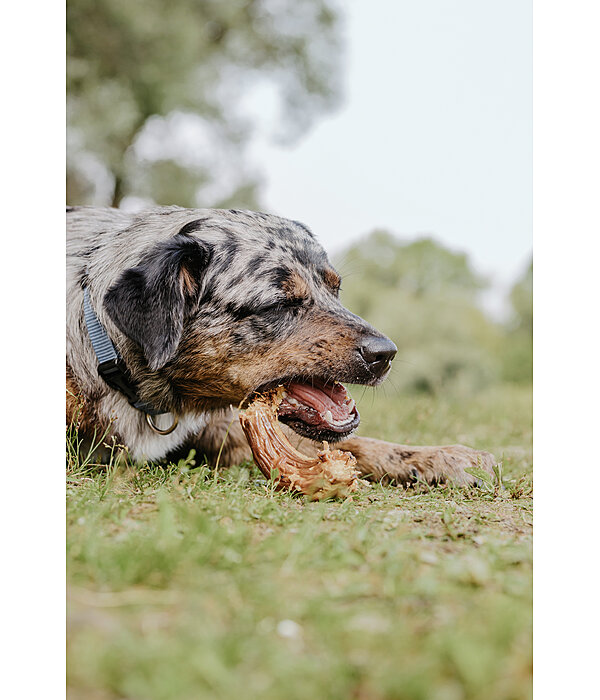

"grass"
[67,383,532,700]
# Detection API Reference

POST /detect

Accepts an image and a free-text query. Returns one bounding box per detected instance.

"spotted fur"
[67,205,496,484]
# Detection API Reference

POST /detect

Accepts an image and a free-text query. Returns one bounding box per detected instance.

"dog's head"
[104,210,396,442]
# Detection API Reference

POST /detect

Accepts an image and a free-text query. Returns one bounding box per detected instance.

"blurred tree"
[338,231,486,317]
[501,258,533,383]
[508,259,533,334]
[336,232,503,395]
[67,0,343,208]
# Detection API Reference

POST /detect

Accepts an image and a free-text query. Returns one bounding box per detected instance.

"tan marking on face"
[281,270,310,301]
[323,267,341,293]
[180,266,198,297]
[168,330,244,408]
[169,310,360,411]
[229,315,359,397]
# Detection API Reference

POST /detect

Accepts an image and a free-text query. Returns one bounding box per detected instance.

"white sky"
[247,0,532,313]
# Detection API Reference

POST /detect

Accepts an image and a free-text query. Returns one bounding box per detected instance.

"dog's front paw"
[347,437,496,487]
[401,445,497,487]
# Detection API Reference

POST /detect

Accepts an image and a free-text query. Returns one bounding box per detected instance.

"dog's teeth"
[281,390,288,398]
[346,399,355,412]
[323,410,333,423]
[331,416,353,427]
[287,397,299,406]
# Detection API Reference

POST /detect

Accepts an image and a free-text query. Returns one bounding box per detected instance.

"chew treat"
[239,387,359,500]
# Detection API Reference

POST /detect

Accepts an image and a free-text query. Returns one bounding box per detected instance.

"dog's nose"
[358,335,397,377]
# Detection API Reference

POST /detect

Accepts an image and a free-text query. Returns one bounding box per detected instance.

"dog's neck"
[96,389,209,461]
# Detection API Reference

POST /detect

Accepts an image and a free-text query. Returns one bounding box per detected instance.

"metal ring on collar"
[145,413,179,435]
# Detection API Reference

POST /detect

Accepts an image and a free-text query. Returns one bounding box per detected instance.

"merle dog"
[66,206,495,486]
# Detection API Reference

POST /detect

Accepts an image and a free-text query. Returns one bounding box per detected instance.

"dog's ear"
[104,233,211,370]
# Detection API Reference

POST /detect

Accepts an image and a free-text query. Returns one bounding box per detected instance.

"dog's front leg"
[250,427,496,488]
[185,412,495,487]
[338,436,497,487]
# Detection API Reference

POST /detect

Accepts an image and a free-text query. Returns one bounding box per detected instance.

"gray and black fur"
[67,205,496,485]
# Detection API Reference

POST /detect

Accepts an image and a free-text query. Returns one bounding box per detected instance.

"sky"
[246,0,532,316]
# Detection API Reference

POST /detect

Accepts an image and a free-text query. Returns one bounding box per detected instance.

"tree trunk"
[111,174,124,209]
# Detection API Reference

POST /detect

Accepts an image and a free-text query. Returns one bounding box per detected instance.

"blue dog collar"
[82,286,164,418]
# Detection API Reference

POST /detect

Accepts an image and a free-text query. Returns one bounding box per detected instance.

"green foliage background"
[337,233,532,396]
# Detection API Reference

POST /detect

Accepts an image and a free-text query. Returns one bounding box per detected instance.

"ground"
[66,384,532,700]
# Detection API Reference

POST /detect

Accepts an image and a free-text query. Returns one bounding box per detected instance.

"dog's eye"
[257,302,284,314]
[284,296,306,308]
[258,297,306,315]
[229,298,306,321]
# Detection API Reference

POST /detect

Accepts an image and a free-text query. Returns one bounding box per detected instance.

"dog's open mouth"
[250,378,360,443]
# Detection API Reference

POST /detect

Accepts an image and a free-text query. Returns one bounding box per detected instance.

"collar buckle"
[97,359,139,406]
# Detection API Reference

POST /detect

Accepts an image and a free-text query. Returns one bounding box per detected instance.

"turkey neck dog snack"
[239,386,359,500]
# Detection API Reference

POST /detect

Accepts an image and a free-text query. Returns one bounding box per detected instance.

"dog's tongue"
[285,381,352,420]
[276,380,357,432]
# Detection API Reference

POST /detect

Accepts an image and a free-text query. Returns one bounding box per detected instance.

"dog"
[66,205,495,486]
